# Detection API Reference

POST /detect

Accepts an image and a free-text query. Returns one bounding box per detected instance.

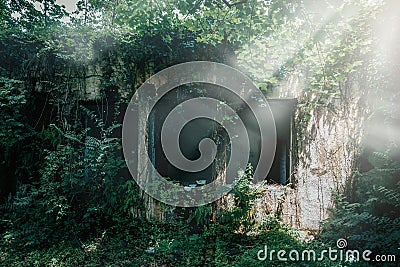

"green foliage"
[322,151,400,260]
[0,107,142,249]
[218,164,263,231]
[3,0,67,36]
[0,0,397,266]
[321,2,400,260]
[0,77,34,152]
[188,204,213,226]
[2,204,338,266]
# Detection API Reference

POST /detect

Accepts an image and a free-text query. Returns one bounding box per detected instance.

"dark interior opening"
[149,85,228,186]
[244,99,296,185]
[148,85,296,186]
[265,99,296,185]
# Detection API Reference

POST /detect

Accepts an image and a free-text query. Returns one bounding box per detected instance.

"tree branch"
[222,0,247,8]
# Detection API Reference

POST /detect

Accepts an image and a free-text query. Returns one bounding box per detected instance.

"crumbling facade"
[32,60,366,231]
[253,73,366,230]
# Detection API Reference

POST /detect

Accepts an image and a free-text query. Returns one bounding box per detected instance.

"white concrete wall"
[253,75,365,230]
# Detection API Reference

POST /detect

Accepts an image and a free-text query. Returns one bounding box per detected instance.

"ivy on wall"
[0,0,399,265]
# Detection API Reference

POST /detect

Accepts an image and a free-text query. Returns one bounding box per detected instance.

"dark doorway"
[266,99,296,185]
[244,99,296,185]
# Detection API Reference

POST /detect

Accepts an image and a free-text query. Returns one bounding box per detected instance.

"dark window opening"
[148,85,296,187]
[265,99,296,185]
[149,85,228,186]
[244,99,296,185]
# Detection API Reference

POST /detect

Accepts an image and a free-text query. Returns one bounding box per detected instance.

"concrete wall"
[252,74,366,230]
[36,62,366,230]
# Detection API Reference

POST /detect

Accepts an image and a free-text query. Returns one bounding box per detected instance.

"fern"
[375,186,400,207]
[323,149,400,256]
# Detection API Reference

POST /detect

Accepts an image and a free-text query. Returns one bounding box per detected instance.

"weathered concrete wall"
[33,60,366,230]
[253,185,298,227]
[253,74,366,230]
[84,65,102,100]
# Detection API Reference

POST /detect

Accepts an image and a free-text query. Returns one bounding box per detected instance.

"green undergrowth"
[0,217,339,267]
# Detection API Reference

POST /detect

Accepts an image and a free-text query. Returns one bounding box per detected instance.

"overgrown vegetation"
[1,0,399,266]
[1,162,336,266]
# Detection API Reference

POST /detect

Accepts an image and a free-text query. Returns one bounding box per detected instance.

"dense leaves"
[0,0,398,266]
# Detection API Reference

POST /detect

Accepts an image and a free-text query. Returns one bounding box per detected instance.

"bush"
[322,151,400,266]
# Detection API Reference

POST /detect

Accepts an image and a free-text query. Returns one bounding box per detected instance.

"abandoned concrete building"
[118,64,364,231]
[30,55,365,231]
